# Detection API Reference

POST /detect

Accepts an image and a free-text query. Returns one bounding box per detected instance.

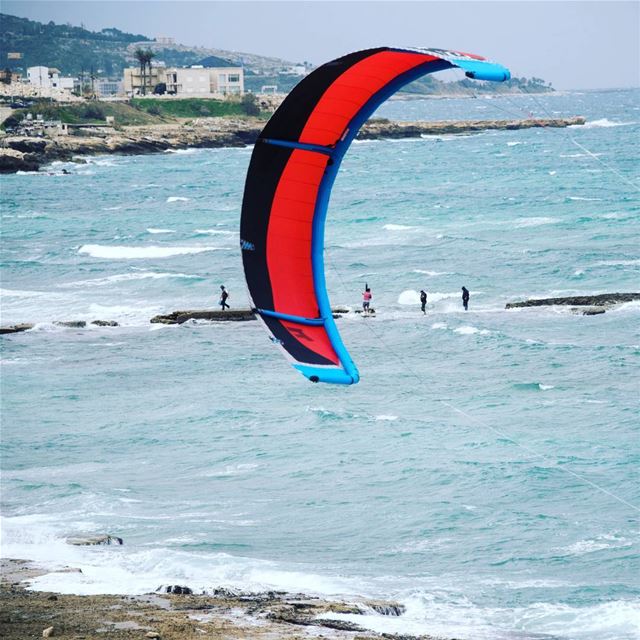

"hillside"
[0,13,553,94]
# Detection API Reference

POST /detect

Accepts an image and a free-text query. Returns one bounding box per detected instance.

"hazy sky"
[3,1,639,89]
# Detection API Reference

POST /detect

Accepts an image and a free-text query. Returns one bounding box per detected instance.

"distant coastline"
[0,115,585,174]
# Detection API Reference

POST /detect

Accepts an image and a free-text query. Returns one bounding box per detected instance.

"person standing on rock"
[219,285,230,310]
[362,284,372,314]
[461,286,470,311]
[420,290,428,314]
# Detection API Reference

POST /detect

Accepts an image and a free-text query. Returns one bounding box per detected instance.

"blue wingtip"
[455,59,511,83]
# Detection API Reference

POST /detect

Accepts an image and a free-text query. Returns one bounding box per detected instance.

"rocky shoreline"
[0,115,585,173]
[1,558,437,640]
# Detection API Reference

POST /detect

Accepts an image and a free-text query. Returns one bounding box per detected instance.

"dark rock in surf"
[506,292,639,310]
[54,321,87,328]
[90,320,119,326]
[162,585,193,595]
[66,535,123,546]
[0,323,35,334]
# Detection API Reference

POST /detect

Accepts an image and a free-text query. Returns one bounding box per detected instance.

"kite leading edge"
[240,47,510,385]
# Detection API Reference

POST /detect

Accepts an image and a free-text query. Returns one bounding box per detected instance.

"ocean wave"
[513,217,560,228]
[78,245,217,259]
[512,382,555,391]
[453,325,490,335]
[566,196,602,202]
[166,196,190,203]
[146,228,176,234]
[383,224,417,231]
[398,290,463,305]
[578,118,637,128]
[60,272,202,287]
[412,269,450,276]
[193,229,235,236]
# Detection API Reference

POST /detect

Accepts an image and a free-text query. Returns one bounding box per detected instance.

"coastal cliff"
[0,116,585,174]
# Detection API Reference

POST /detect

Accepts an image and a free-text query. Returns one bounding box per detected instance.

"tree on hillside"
[134,48,147,95]
[145,49,156,96]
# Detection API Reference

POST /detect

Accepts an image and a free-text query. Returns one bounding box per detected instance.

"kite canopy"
[240,47,510,385]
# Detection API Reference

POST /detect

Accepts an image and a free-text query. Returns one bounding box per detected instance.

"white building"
[27,66,75,90]
[124,64,243,97]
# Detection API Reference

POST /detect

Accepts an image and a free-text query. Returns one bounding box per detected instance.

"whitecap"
[454,325,490,335]
[431,322,447,329]
[412,269,450,276]
[383,224,416,231]
[78,245,216,259]
[513,217,559,228]
[166,196,190,203]
[194,229,235,236]
[146,228,176,234]
[567,196,602,202]
[506,141,522,146]
[60,272,201,287]
[579,118,636,128]
[375,415,398,421]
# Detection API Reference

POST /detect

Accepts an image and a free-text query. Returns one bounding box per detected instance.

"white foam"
[383,224,416,231]
[579,118,636,128]
[60,272,201,287]
[146,228,176,234]
[513,217,560,228]
[194,229,235,236]
[398,290,462,305]
[375,415,398,421]
[454,325,490,335]
[412,269,450,276]
[506,141,522,146]
[166,196,190,203]
[78,245,216,259]
[431,322,447,329]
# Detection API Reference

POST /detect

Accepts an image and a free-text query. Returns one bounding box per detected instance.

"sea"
[1,88,639,640]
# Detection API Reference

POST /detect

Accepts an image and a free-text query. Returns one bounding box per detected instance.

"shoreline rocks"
[0,116,586,174]
[1,557,436,640]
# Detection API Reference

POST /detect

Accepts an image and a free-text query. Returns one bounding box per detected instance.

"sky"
[3,1,639,89]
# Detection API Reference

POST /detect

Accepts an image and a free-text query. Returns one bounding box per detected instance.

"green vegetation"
[131,98,253,118]
[2,101,164,129]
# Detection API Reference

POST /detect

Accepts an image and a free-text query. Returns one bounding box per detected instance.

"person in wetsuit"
[219,285,230,310]
[461,286,470,311]
[420,290,428,314]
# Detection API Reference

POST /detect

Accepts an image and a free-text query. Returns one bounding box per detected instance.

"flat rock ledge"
[150,309,256,324]
[506,292,639,315]
[0,116,585,173]
[1,558,443,640]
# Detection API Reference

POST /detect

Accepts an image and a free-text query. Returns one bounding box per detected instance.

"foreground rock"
[0,116,585,173]
[1,558,442,640]
[506,292,639,315]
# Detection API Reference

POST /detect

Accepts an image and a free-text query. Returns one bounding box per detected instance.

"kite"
[240,47,510,384]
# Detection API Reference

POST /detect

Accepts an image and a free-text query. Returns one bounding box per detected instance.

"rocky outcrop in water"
[0,116,586,174]
[506,292,639,315]
[150,309,257,324]
[66,535,123,546]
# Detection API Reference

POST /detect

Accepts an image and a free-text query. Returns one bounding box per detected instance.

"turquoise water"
[1,90,639,639]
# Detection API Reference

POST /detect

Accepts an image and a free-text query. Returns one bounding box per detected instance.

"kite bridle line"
[321,79,640,514]
[327,248,640,516]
